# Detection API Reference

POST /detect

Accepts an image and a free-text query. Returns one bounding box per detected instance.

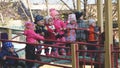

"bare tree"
[83,0,88,19]
[72,0,76,10]
[18,0,30,20]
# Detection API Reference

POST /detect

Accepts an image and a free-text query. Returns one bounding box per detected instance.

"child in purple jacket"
[66,13,77,55]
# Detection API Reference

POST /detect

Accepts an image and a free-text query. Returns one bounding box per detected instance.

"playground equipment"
[0,0,120,68]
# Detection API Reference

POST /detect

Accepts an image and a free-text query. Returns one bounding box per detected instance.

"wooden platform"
[40,65,93,68]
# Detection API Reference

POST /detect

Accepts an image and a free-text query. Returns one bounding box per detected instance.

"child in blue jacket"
[0,42,24,68]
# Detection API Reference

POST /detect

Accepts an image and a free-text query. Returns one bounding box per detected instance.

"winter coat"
[54,19,66,35]
[46,24,57,40]
[76,20,88,41]
[35,25,48,37]
[66,23,77,42]
[0,50,18,65]
[24,29,44,44]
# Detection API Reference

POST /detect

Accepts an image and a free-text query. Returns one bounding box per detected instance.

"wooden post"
[104,0,113,68]
[97,0,103,32]
[71,44,79,68]
[117,0,120,58]
[45,0,49,15]
[7,28,12,40]
[77,0,81,11]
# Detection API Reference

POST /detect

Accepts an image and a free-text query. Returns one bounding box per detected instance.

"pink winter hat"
[49,8,59,18]
[25,21,34,29]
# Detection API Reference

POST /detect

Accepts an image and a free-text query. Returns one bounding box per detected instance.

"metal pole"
[97,0,103,32]
[104,0,113,68]
[71,44,79,68]
[77,0,81,11]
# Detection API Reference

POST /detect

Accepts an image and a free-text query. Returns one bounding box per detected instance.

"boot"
[46,52,50,56]
[54,51,60,57]
[67,50,71,56]
[60,49,66,56]
[51,51,59,57]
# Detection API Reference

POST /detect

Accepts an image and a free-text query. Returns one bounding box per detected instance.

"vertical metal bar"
[116,52,119,68]
[111,45,114,68]
[104,0,113,68]
[71,44,79,68]
[97,0,103,32]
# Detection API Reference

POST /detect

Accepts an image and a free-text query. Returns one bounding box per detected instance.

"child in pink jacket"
[24,21,44,68]
[49,9,66,56]
[50,8,66,37]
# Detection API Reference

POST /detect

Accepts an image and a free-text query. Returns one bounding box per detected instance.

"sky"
[30,0,95,4]
[29,0,95,9]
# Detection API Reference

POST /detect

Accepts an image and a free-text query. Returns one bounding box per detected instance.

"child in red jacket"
[45,16,59,57]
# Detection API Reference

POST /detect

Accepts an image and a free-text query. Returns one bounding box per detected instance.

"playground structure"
[0,0,120,68]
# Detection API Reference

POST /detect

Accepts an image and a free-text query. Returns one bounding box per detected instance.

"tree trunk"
[84,0,87,19]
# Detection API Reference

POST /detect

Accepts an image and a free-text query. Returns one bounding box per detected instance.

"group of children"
[0,8,100,68]
[23,8,100,68]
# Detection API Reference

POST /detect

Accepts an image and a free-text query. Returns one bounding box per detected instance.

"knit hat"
[3,42,13,50]
[25,21,34,29]
[34,15,44,24]
[75,11,84,20]
[68,13,76,23]
[44,15,52,24]
[88,19,95,25]
[49,8,59,18]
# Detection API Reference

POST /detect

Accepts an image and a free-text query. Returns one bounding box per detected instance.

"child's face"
[54,14,60,19]
[91,22,96,26]
[48,18,53,25]
[8,47,14,53]
[70,20,76,24]
[37,20,45,26]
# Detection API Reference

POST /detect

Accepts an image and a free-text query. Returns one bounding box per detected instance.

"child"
[75,11,88,56]
[0,33,25,68]
[45,16,58,56]
[34,15,48,55]
[50,9,67,56]
[0,42,20,68]
[65,13,77,55]
[49,8,66,38]
[75,11,88,42]
[34,15,48,37]
[24,21,44,68]
[87,19,99,58]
